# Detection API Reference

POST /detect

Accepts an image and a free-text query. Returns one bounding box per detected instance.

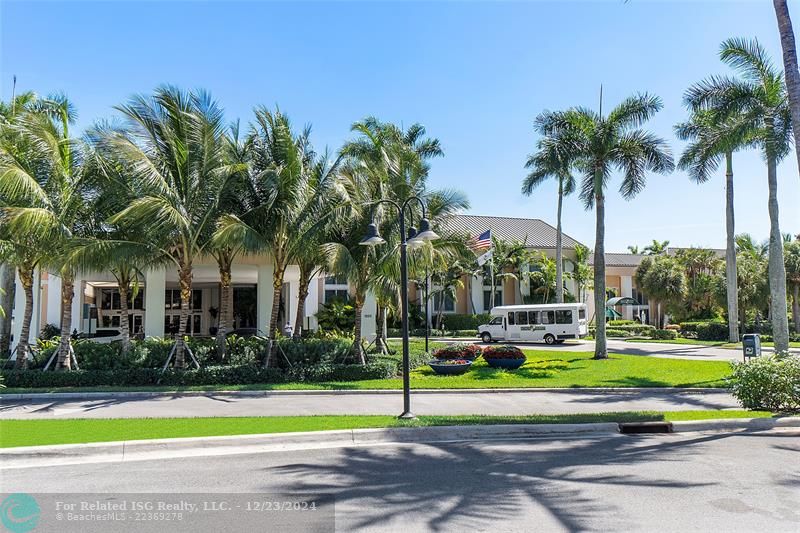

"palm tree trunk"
[773,0,800,181]
[175,262,193,369]
[15,267,34,370]
[216,257,233,359]
[267,265,285,366]
[792,283,800,333]
[724,152,740,343]
[118,281,131,356]
[352,293,366,365]
[766,155,791,352]
[0,263,16,355]
[56,272,75,370]
[556,179,564,303]
[593,190,608,360]
[292,269,310,340]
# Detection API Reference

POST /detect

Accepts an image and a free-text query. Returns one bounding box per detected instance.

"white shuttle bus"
[478,303,589,345]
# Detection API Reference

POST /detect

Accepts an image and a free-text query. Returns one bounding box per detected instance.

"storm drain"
[618,421,673,434]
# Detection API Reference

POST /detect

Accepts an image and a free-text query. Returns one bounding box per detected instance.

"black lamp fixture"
[358,197,438,419]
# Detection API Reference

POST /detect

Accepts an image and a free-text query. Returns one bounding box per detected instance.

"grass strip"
[0,410,776,448]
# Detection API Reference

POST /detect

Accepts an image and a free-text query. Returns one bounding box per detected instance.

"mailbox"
[742,333,761,360]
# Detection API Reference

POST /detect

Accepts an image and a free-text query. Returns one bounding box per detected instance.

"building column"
[144,267,166,338]
[305,273,320,331]
[520,263,530,302]
[257,263,275,336]
[71,275,83,333]
[45,272,61,327]
[287,280,299,333]
[471,275,484,314]
[621,276,634,320]
[360,290,376,342]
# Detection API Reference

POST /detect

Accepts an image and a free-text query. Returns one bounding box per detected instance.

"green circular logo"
[1,493,40,533]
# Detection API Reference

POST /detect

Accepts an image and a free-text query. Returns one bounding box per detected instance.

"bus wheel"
[544,334,556,345]
[481,332,492,343]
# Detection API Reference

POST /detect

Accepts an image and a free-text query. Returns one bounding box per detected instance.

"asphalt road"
[0,389,739,419]
[3,431,798,532]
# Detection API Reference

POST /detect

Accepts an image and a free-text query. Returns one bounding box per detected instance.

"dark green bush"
[608,320,636,326]
[604,328,632,338]
[441,314,491,331]
[729,355,800,411]
[679,320,728,341]
[650,329,678,340]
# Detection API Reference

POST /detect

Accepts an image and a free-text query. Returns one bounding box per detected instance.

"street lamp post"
[360,196,438,419]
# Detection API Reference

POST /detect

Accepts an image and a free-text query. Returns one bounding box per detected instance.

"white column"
[621,276,634,320]
[10,270,25,353]
[257,263,275,336]
[46,273,62,327]
[471,275,484,314]
[144,267,166,338]
[360,290,376,342]
[287,280,299,332]
[71,275,83,333]
[520,263,530,299]
[305,274,320,331]
[32,268,41,341]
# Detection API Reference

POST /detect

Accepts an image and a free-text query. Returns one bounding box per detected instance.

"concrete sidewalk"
[0,388,739,419]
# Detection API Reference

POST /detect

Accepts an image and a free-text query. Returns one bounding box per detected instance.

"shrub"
[441,314,491,331]
[432,342,482,360]
[315,300,356,333]
[608,320,636,326]
[0,361,397,389]
[650,329,678,340]
[728,355,800,411]
[679,320,728,341]
[482,345,525,360]
[604,328,632,338]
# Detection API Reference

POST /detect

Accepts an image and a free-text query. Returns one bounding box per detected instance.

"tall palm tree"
[522,133,576,303]
[0,95,89,369]
[572,243,592,304]
[784,238,800,333]
[686,38,792,352]
[772,0,800,178]
[675,110,750,342]
[536,93,674,358]
[105,86,235,368]
[736,233,770,334]
[643,239,670,255]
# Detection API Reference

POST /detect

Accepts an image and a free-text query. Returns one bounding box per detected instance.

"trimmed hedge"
[1,361,396,389]
[679,321,728,341]
[729,355,800,411]
[441,313,491,331]
[650,329,678,340]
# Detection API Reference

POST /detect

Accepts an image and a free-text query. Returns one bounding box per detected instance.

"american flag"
[468,230,492,252]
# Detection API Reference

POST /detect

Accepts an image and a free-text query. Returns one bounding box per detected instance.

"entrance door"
[506,311,521,340]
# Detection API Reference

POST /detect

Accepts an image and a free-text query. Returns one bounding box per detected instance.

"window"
[529,311,540,324]
[541,310,555,324]
[556,310,573,324]
[507,312,515,326]
[324,273,350,303]
[483,289,502,310]
[165,290,202,310]
[325,274,348,285]
[324,289,349,303]
[516,311,528,325]
[579,308,586,320]
[433,293,455,313]
[489,316,503,325]
[632,286,649,306]
[99,288,144,310]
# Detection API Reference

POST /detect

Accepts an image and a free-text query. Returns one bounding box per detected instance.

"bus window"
[541,310,555,324]
[556,310,573,324]
[507,312,515,325]
[529,311,539,324]
[579,308,586,320]
[489,316,503,325]
[516,311,528,325]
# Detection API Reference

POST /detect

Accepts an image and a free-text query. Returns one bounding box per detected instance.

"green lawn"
[1,349,733,394]
[0,410,776,448]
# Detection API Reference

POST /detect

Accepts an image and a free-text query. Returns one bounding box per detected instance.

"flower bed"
[428,358,473,375]
[481,345,526,369]
[432,342,482,360]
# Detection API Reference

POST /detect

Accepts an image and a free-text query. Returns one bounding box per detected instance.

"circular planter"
[483,357,526,370]
[428,359,473,375]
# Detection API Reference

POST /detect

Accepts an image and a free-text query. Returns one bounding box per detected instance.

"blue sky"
[2,1,799,252]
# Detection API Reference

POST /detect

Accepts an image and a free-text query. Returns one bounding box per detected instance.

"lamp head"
[414,218,439,241]
[359,223,386,246]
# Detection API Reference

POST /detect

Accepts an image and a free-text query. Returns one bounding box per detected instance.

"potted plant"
[432,342,482,361]
[428,358,473,375]
[481,344,526,369]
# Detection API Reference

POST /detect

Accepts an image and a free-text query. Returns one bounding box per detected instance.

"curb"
[0,387,733,401]
[0,422,619,469]
[2,417,797,470]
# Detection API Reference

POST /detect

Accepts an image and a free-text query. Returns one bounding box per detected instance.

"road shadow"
[268,431,746,531]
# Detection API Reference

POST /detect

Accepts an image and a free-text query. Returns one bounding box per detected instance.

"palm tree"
[772,0,800,178]
[675,109,750,342]
[105,86,235,368]
[522,133,576,303]
[572,243,592,303]
[686,38,792,352]
[784,238,800,333]
[736,234,770,333]
[535,93,674,359]
[643,239,670,255]
[635,254,687,322]
[627,245,640,254]
[0,95,89,369]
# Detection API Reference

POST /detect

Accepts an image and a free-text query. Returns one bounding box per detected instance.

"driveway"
[0,389,739,419]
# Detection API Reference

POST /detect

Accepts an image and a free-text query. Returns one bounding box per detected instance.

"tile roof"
[445,214,583,249]
[588,253,647,267]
